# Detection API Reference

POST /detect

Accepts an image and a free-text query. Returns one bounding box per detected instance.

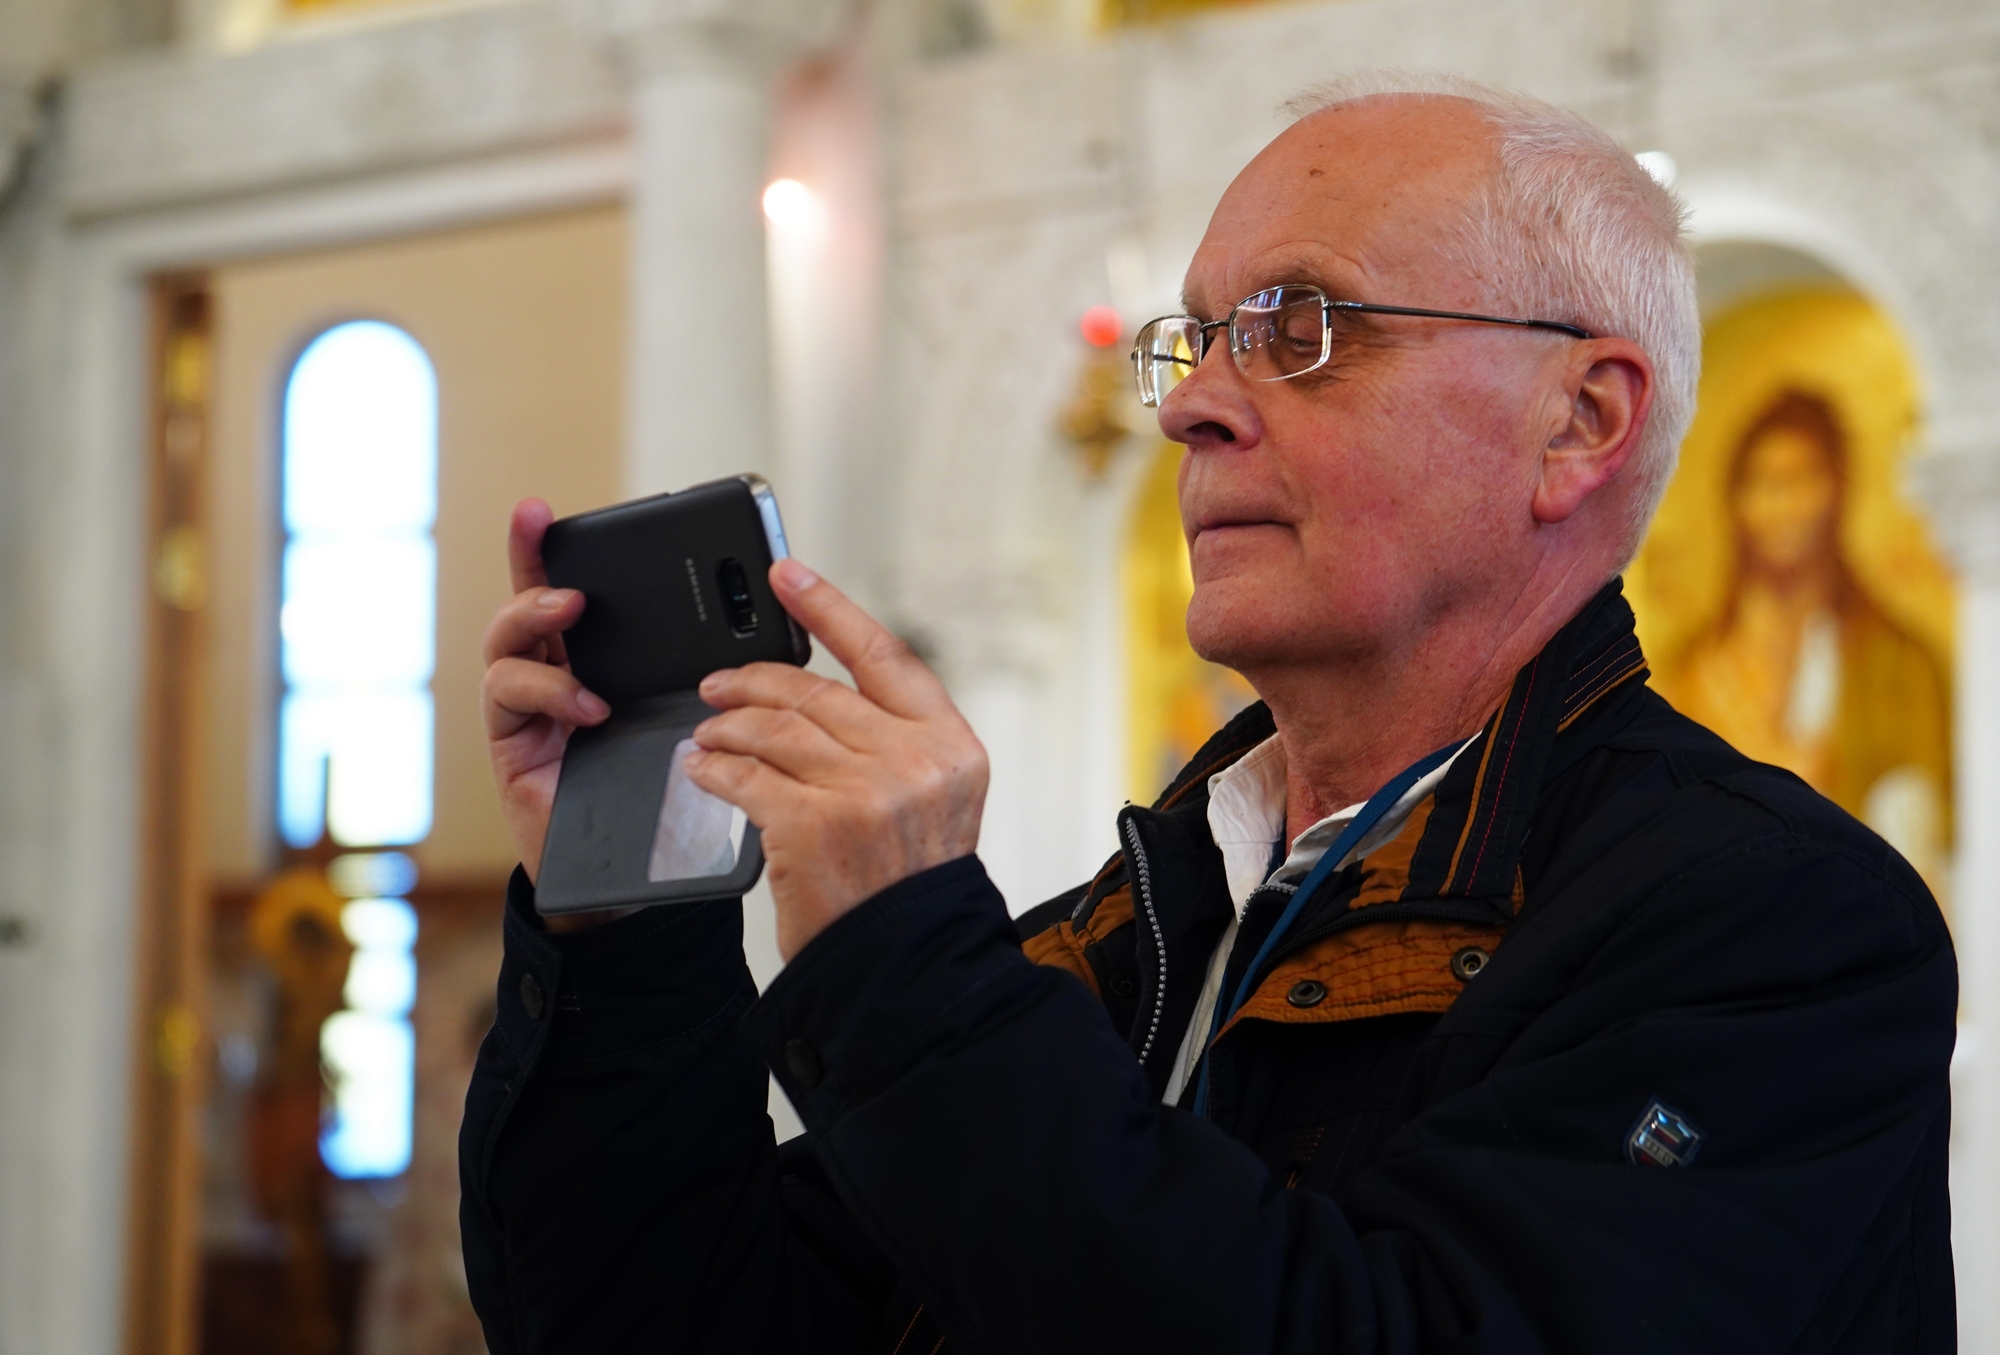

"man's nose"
[1158,346,1259,450]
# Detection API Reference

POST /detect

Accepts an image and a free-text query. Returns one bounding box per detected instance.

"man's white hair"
[1284,72,1699,562]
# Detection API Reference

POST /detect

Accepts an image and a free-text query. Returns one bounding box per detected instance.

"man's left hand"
[685,559,990,962]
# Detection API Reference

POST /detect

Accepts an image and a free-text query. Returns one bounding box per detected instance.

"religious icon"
[1656,391,1951,860]
[1634,287,1955,898]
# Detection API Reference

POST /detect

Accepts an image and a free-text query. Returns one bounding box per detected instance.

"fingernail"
[536,589,567,609]
[775,559,819,590]
[576,691,608,720]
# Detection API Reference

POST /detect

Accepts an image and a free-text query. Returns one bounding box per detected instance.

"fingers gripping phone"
[533,476,810,915]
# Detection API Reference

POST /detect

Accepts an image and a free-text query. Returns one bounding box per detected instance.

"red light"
[1079,305,1123,348]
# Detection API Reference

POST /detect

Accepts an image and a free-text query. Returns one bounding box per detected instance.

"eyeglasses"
[1130,283,1592,408]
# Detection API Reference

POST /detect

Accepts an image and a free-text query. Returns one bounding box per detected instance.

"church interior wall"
[764,49,889,601]
[204,203,629,880]
[0,89,97,1355]
[0,0,1997,1348]
[60,0,624,219]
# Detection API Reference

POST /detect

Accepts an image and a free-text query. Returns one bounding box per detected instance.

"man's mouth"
[1192,514,1284,535]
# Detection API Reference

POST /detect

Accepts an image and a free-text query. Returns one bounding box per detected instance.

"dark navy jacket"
[460,583,1956,1353]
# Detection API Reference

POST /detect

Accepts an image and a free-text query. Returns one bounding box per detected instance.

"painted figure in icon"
[1659,389,1951,882]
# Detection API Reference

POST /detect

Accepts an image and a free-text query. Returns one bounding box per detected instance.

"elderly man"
[463,76,1955,1353]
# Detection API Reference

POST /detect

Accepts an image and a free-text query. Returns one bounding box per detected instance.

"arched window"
[278,319,435,1179]
[278,320,437,850]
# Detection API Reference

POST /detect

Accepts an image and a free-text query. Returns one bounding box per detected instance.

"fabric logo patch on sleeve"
[1626,1099,1704,1168]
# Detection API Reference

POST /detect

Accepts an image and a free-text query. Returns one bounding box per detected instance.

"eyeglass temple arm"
[1328,300,1592,341]
[1132,304,1591,368]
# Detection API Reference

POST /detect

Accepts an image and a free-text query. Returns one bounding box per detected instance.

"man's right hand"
[480,497,609,884]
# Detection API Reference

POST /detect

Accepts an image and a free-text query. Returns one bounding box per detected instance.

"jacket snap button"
[519,972,546,1020]
[1109,975,1136,998]
[1286,979,1327,1008]
[1451,946,1491,982]
[784,1038,824,1089]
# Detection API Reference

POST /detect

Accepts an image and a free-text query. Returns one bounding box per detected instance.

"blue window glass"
[322,888,419,1178]
[277,320,434,1180]
[278,320,437,851]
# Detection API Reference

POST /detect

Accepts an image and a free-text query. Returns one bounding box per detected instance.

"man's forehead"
[1183,97,1496,313]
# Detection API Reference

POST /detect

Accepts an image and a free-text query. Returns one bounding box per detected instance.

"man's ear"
[1534,340,1653,525]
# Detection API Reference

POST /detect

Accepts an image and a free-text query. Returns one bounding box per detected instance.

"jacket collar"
[1063,580,1652,1084]
[1364,576,1649,910]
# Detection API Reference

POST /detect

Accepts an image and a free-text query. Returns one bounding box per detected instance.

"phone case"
[533,476,809,914]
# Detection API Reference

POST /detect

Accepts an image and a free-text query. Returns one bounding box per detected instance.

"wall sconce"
[1059,305,1138,479]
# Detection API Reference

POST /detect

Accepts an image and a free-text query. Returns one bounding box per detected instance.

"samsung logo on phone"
[683,557,708,622]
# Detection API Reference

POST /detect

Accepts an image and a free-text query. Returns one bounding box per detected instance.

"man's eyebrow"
[1251,258,1364,301]
[1181,261,1366,319]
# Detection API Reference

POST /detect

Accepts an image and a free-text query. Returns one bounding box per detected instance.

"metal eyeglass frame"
[1130,283,1593,408]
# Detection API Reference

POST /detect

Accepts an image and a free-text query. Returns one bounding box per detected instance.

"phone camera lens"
[717,558,759,636]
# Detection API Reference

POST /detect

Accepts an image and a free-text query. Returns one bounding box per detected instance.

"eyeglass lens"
[1132,317,1199,408]
[1230,286,1333,383]
[1131,285,1332,407]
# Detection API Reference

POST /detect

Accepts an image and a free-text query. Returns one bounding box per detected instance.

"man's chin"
[1185,597,1293,675]
[1187,585,1377,675]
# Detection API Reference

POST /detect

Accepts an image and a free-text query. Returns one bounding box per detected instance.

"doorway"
[127,204,628,1355]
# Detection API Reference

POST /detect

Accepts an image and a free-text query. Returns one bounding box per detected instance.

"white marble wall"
[63,0,624,216]
[0,115,115,1355]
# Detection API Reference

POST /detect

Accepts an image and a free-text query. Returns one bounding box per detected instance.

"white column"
[578,0,842,496]
[1912,437,2000,1347]
[576,4,840,1145]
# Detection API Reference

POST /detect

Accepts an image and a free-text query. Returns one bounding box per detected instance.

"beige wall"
[206,205,627,881]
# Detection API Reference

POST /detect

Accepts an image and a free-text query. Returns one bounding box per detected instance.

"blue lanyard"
[1190,740,1463,1119]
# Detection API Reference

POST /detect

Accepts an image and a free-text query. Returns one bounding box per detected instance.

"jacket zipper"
[1120,813,1169,1069]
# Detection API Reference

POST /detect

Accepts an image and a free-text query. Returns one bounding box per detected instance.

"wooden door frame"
[124,275,217,1355]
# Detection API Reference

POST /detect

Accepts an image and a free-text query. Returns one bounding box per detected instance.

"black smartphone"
[533,476,810,914]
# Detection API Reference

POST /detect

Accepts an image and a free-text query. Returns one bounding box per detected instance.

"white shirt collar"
[1164,731,1480,1108]
[1203,733,1478,922]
